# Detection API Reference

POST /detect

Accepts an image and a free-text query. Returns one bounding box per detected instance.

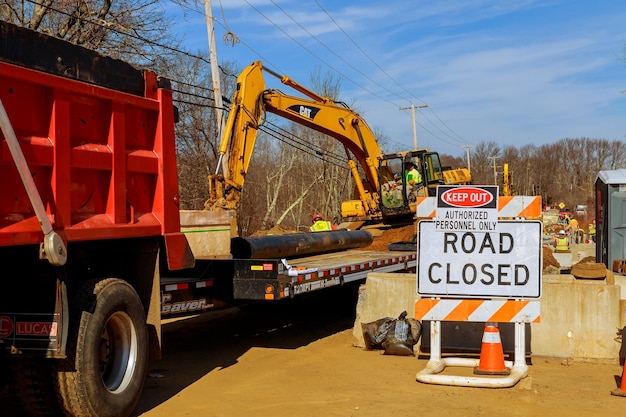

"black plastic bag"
[361,311,422,356]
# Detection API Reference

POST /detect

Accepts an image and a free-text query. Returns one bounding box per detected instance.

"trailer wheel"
[55,278,148,417]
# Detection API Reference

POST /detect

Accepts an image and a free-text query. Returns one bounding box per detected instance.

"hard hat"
[312,214,323,222]
[559,230,566,235]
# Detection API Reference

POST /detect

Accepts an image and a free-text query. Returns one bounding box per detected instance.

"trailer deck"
[160,249,417,316]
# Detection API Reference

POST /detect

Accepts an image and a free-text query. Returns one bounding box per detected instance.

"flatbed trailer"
[160,249,417,317]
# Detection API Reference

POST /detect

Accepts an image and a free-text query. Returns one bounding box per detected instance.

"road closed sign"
[417,220,542,299]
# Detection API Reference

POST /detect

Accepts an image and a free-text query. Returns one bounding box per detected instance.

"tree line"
[3,2,625,235]
[443,138,626,213]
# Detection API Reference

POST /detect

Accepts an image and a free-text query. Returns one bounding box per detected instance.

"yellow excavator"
[206,61,471,223]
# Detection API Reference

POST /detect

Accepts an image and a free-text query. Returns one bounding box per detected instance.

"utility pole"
[460,145,474,174]
[204,0,227,174]
[489,155,500,185]
[399,104,428,149]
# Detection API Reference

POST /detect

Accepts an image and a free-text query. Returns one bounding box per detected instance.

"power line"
[270,0,410,106]
[173,1,468,151]
[312,0,471,147]
[239,0,403,112]
[313,0,426,108]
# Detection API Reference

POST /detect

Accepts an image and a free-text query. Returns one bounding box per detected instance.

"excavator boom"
[206,61,471,222]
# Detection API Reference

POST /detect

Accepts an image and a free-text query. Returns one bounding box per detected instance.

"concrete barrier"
[353,271,624,361]
[532,275,620,360]
[179,210,236,259]
[352,273,416,347]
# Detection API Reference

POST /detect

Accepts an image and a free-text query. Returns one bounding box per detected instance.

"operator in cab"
[405,161,425,202]
[309,214,339,232]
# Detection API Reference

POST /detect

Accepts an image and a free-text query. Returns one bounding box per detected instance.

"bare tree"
[0,0,181,65]
[470,141,501,185]
[167,54,238,210]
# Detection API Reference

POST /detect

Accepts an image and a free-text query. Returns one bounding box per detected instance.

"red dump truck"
[0,21,416,417]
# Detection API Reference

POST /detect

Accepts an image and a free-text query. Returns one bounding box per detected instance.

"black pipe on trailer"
[231,230,373,259]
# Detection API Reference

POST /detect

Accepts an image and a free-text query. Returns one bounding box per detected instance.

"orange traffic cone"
[611,365,626,397]
[474,323,511,376]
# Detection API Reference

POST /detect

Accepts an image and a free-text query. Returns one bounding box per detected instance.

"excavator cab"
[378,150,444,220]
[420,151,447,192]
[377,150,447,221]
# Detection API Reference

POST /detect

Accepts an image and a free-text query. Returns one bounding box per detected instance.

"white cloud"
[174,0,626,156]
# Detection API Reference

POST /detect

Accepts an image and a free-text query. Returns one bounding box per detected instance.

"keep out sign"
[417,220,542,299]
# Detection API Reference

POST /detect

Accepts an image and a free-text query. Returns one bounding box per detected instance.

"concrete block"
[614,274,626,300]
[551,243,596,269]
[179,210,236,259]
[352,273,416,348]
[553,252,572,270]
[570,243,596,263]
[531,274,620,360]
[354,271,623,360]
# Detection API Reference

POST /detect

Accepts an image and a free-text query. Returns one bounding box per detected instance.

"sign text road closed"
[417,220,542,299]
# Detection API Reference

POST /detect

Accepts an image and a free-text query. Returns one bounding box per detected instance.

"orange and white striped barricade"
[416,195,542,220]
[414,298,540,388]
[415,191,542,388]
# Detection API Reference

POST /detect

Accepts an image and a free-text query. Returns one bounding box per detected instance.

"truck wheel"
[55,278,148,417]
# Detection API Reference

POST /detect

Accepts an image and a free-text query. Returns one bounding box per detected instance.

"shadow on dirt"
[132,282,361,416]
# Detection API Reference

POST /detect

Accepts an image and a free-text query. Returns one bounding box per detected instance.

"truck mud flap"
[0,270,65,358]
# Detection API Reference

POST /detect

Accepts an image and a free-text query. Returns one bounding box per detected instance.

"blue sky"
[173,0,626,157]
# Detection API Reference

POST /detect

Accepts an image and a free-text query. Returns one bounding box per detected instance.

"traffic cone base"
[611,366,626,397]
[611,388,626,397]
[474,324,511,376]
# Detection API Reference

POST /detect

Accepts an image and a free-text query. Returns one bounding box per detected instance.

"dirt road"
[131,284,626,417]
[1,282,623,416]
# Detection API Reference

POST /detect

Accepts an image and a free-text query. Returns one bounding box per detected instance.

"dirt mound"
[363,222,417,251]
[544,223,565,234]
[250,224,297,236]
[543,245,560,270]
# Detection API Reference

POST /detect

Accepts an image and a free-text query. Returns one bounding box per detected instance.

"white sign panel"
[435,185,499,232]
[417,220,542,299]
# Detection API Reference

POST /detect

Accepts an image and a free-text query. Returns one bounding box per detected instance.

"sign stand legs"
[416,320,529,388]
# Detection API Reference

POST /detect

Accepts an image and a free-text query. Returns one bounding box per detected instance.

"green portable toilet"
[595,169,626,269]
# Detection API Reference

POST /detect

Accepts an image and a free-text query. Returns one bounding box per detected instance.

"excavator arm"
[206,61,383,217]
[206,61,471,222]
[206,63,265,211]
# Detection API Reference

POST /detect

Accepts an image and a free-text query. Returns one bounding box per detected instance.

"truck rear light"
[264,285,275,300]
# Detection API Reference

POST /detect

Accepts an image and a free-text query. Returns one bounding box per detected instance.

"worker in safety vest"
[588,220,596,243]
[567,216,579,244]
[309,214,338,232]
[554,230,570,252]
[404,161,425,202]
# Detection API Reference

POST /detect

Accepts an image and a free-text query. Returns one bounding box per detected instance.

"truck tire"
[55,278,148,417]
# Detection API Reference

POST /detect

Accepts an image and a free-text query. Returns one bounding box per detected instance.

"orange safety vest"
[309,220,334,232]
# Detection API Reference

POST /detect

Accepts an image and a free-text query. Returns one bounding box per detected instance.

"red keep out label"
[0,315,13,338]
[441,187,493,208]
